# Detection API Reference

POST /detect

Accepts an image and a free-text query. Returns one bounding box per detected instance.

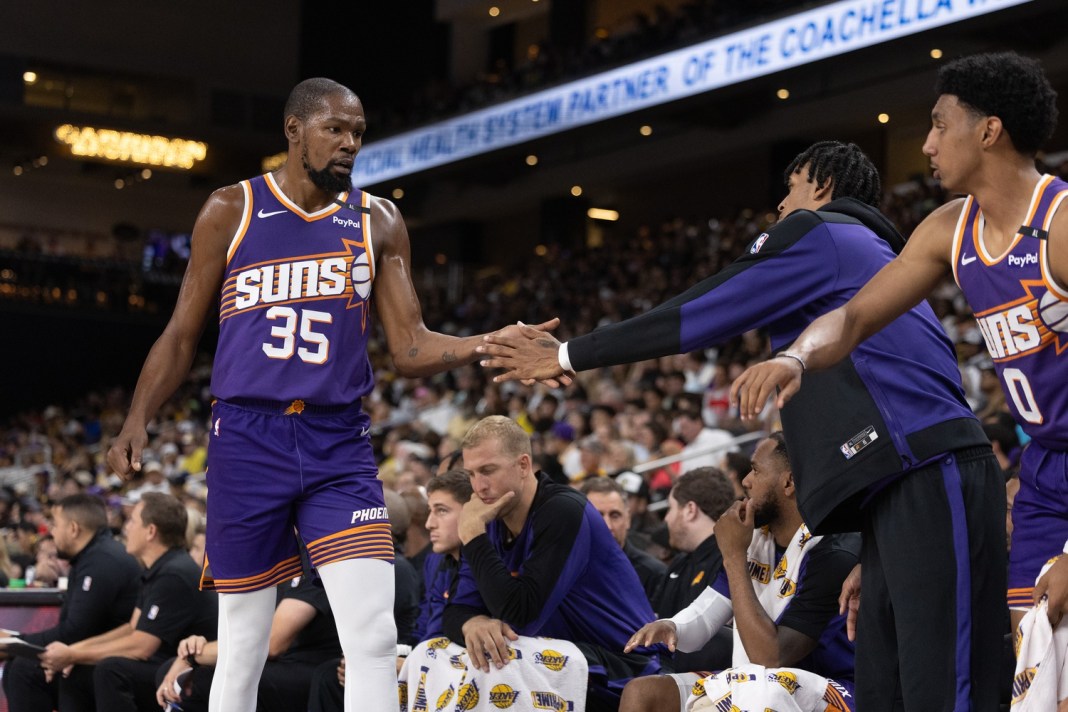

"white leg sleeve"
[208,588,276,712]
[319,558,397,712]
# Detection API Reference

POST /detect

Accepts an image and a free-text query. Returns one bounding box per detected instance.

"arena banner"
[353,0,1033,185]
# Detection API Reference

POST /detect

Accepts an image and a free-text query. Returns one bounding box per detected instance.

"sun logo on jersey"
[974,280,1068,363]
[823,680,852,712]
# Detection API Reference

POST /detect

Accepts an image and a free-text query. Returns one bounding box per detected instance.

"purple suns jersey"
[210,173,376,406]
[952,173,1068,449]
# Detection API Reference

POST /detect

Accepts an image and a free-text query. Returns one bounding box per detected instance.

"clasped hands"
[477,319,574,386]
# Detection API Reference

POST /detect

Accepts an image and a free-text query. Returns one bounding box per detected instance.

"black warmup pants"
[855,447,1007,712]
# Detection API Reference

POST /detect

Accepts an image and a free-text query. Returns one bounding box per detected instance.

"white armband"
[559,342,573,372]
[668,585,734,653]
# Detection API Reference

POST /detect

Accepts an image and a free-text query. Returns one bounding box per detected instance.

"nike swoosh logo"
[257,209,287,219]
[668,572,680,579]
[961,254,978,265]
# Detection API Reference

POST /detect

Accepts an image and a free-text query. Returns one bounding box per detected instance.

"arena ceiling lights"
[351,0,1033,187]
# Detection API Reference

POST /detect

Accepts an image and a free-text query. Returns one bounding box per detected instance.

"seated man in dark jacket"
[445,416,660,712]
[39,492,218,712]
[3,494,142,712]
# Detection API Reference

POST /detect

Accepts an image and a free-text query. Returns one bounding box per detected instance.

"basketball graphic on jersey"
[1039,289,1068,333]
[351,251,372,299]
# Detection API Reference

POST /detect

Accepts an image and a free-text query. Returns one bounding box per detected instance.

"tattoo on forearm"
[441,351,457,363]
[409,347,419,358]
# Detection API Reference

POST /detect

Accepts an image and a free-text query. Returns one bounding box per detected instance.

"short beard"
[751,496,780,529]
[302,148,351,194]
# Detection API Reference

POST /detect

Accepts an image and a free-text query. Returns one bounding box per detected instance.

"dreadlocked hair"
[784,141,882,208]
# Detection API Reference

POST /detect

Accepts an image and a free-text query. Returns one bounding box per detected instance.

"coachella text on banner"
[351,0,1033,186]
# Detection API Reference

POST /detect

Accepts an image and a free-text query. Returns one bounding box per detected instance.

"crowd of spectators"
[0,162,1035,709]
[371,0,814,136]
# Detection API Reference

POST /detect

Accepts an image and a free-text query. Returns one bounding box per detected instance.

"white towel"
[734,524,821,666]
[1011,558,1068,711]
[686,664,853,712]
[399,635,588,712]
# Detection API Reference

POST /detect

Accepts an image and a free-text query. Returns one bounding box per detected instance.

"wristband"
[558,343,573,372]
[778,352,806,373]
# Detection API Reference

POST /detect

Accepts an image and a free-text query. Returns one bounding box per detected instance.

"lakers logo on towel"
[777,577,797,598]
[712,692,740,712]
[448,653,466,669]
[425,636,450,659]
[1012,667,1037,704]
[531,690,574,711]
[434,685,454,712]
[724,670,756,684]
[773,555,788,581]
[398,681,408,709]
[412,668,429,712]
[533,649,568,671]
[456,682,480,711]
[691,677,707,698]
[770,670,801,694]
[748,560,771,584]
[489,684,520,709]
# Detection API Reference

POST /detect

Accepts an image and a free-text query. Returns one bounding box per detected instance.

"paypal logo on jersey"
[332,215,361,230]
[1007,253,1038,268]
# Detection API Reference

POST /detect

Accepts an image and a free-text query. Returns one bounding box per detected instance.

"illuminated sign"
[353,0,1033,185]
[261,151,287,173]
[54,124,207,169]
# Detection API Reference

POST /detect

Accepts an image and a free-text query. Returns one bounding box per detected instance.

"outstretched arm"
[480,212,849,382]
[731,201,960,418]
[369,197,564,381]
[107,185,241,478]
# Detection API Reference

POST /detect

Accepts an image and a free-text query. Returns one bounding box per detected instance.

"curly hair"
[784,141,882,208]
[936,52,1058,156]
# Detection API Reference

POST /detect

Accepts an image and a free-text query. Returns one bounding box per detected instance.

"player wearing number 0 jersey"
[728,52,1067,709]
[107,78,562,712]
[952,172,1068,608]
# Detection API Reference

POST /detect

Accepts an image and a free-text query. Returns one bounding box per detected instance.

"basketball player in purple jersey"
[734,50,1068,654]
[106,78,561,712]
